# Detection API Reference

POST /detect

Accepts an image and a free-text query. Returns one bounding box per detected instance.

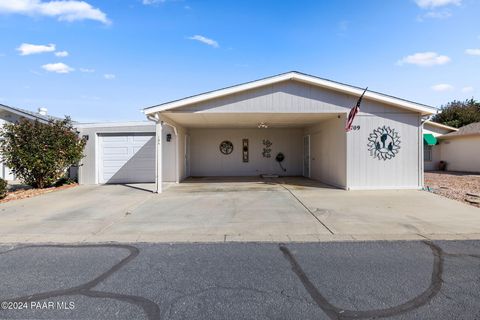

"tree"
[0,117,86,188]
[432,98,480,128]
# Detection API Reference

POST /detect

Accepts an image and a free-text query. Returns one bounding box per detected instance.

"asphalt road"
[0,240,479,320]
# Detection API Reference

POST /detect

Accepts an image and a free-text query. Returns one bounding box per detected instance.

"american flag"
[345,87,368,132]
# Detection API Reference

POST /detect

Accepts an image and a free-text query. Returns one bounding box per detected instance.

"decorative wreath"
[219,140,234,155]
[367,126,401,161]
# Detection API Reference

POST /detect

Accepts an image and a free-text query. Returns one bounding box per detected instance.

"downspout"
[418,114,431,189]
[146,113,180,184]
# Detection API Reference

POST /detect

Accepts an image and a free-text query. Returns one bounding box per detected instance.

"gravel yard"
[425,171,480,208]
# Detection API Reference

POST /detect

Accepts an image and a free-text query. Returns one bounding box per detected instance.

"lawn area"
[425,171,480,208]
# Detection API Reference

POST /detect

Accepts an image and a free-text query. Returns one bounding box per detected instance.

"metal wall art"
[242,139,249,162]
[219,140,233,155]
[367,126,401,160]
[262,139,272,158]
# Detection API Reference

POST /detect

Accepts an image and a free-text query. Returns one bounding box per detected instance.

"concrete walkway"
[0,177,479,243]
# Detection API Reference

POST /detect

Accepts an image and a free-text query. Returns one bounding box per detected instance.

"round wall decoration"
[367,126,401,161]
[219,140,234,155]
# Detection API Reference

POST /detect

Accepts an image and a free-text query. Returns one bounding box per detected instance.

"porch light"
[258,122,268,129]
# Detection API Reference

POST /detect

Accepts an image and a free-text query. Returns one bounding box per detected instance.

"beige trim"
[424,120,458,131]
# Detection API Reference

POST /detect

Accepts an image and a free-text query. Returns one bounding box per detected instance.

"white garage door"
[98,133,155,184]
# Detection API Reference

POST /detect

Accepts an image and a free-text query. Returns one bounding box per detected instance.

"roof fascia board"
[424,120,459,131]
[75,121,154,129]
[0,104,48,123]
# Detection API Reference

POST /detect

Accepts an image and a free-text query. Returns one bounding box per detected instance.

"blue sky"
[0,0,479,122]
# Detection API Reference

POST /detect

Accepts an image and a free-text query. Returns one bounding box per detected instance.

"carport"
[146,111,347,193]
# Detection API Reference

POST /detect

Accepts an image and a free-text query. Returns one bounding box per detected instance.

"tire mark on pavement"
[0,244,160,320]
[280,241,444,319]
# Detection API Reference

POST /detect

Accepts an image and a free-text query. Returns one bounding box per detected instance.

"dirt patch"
[0,183,78,203]
[425,171,480,208]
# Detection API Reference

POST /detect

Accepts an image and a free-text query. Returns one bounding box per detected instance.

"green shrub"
[0,178,6,199]
[0,117,86,189]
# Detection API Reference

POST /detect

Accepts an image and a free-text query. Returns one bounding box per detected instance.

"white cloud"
[79,67,95,73]
[54,50,68,57]
[397,52,450,66]
[17,43,55,55]
[431,83,454,91]
[0,0,110,24]
[188,35,219,48]
[423,10,452,19]
[462,86,474,93]
[465,48,480,56]
[415,0,461,9]
[142,0,165,4]
[104,73,115,80]
[42,62,74,73]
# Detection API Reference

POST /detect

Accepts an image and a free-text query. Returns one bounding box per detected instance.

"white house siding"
[423,123,452,171]
[0,118,14,180]
[189,128,303,176]
[439,136,480,172]
[347,112,422,189]
[171,81,353,114]
[305,116,347,188]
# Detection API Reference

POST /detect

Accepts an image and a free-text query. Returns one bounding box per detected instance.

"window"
[424,144,432,161]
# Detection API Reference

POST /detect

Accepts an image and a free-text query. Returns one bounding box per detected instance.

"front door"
[303,135,310,178]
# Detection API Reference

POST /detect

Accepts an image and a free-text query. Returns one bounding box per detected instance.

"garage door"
[98,133,155,184]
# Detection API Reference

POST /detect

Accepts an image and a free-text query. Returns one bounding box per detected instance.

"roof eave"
[424,120,459,131]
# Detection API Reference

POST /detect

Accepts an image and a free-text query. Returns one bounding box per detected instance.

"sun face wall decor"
[367,126,401,161]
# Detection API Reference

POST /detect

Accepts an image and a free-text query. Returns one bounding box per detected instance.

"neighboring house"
[141,71,437,193]
[422,120,458,171]
[0,103,61,181]
[437,122,480,173]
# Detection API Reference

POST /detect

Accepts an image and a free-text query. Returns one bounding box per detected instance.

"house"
[437,122,480,173]
[0,103,61,180]
[137,71,437,193]
[422,120,458,171]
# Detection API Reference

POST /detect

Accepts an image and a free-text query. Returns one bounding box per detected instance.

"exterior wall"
[439,136,480,172]
[424,145,441,171]
[347,113,422,189]
[0,118,15,180]
[177,129,187,180]
[189,128,303,176]
[305,116,347,188]
[423,123,452,171]
[173,81,350,114]
[77,123,162,184]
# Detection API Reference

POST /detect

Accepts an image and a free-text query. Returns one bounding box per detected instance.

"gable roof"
[424,120,458,132]
[439,122,480,139]
[143,71,438,116]
[0,103,62,123]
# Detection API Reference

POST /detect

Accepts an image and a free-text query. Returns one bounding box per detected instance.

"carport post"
[155,120,163,193]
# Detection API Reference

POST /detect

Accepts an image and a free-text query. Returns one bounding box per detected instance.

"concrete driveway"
[1,177,480,243]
